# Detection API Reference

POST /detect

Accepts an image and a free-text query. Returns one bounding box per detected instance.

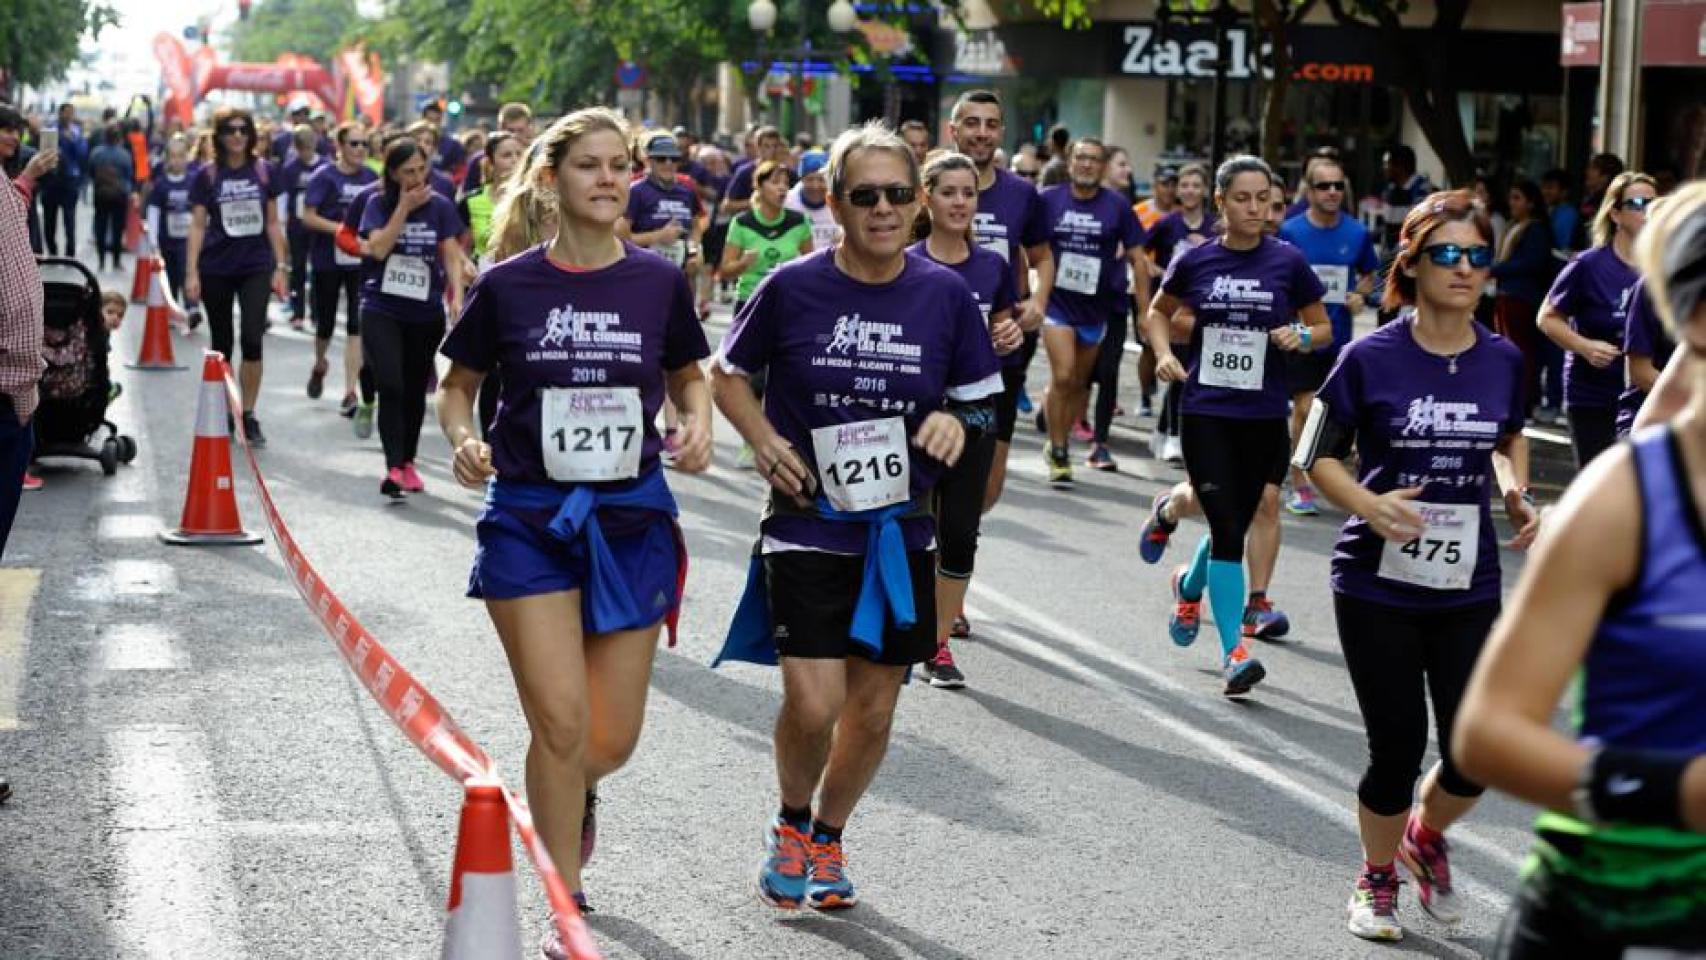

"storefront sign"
[1119,23,1261,79]
[1116,22,1379,85]
[953,28,1013,76]
[1560,3,1602,67]
[1641,0,1706,66]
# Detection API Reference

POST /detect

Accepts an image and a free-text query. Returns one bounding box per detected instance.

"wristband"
[1582,746,1692,829]
[1294,323,1311,352]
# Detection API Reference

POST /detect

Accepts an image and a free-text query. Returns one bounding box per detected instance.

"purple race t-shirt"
[971,167,1048,283]
[358,192,464,322]
[908,241,1016,328]
[1038,184,1144,329]
[1545,245,1640,410]
[303,162,378,273]
[626,176,703,233]
[1163,235,1327,420]
[280,155,325,238]
[145,172,193,253]
[1617,279,1674,434]
[1145,209,1219,273]
[441,243,709,486]
[189,160,282,277]
[1317,318,1525,609]
[716,250,1003,554]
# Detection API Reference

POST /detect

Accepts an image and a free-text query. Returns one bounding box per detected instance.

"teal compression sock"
[1206,559,1247,659]
[1180,536,1212,601]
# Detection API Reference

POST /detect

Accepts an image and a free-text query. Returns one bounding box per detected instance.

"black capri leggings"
[1567,405,1617,470]
[288,230,311,319]
[201,271,272,364]
[1334,591,1496,816]
[311,268,362,340]
[364,310,446,470]
[1179,414,1289,563]
[1091,301,1129,444]
[933,432,997,579]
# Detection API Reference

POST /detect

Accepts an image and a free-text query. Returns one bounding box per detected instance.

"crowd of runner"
[2,87,1702,958]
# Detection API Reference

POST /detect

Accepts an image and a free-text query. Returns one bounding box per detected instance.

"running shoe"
[339,392,359,418]
[353,403,375,439]
[950,614,971,640]
[1016,391,1033,414]
[1046,447,1073,487]
[1398,819,1462,925]
[757,820,811,910]
[580,790,597,868]
[1071,419,1094,442]
[306,358,327,399]
[1140,400,1155,418]
[1241,596,1291,641]
[1285,484,1320,516]
[21,471,42,492]
[806,834,857,910]
[1161,435,1184,465]
[400,462,426,493]
[1087,444,1117,472]
[539,897,595,960]
[1167,567,1200,648]
[920,643,966,689]
[381,469,407,501]
[186,308,203,331]
[242,413,266,449]
[1346,865,1404,941]
[1138,493,1175,564]
[1222,643,1266,697]
[289,315,306,331]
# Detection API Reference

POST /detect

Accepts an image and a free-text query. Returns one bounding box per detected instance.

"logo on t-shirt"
[823,313,922,361]
[538,302,641,350]
[1618,284,1636,316]
[1398,396,1499,438]
[1207,277,1275,304]
[1058,211,1104,234]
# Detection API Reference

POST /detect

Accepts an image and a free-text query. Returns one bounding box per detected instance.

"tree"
[230,0,366,66]
[1324,0,1476,185]
[0,0,118,97]
[1250,0,1318,162]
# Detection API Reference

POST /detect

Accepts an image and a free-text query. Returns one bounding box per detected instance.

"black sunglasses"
[219,125,253,136]
[843,184,917,208]
[1311,180,1346,192]
[1619,195,1655,212]
[1419,243,1494,268]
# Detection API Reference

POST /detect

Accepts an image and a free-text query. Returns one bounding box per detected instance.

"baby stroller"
[34,257,137,475]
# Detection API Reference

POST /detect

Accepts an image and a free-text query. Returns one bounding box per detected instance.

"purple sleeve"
[357,194,388,238]
[1624,282,1656,356]
[189,168,213,209]
[440,274,497,371]
[947,283,1002,395]
[1313,345,1362,429]
[303,167,331,211]
[993,258,1017,316]
[343,189,372,232]
[726,167,755,202]
[1502,345,1526,435]
[1291,247,1329,306]
[1021,189,1049,248]
[625,183,645,223]
[1160,244,1192,299]
[1545,255,1584,314]
[718,277,780,374]
[661,270,711,371]
[1119,203,1146,249]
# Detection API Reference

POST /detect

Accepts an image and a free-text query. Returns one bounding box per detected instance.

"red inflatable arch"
[154,33,385,128]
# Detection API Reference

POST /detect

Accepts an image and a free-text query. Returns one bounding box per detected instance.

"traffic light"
[447,100,463,116]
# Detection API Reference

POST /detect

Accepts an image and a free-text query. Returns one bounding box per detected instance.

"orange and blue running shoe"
[1241,596,1290,641]
[1140,493,1176,564]
[757,820,811,910]
[1168,566,1201,648]
[806,834,858,910]
[1223,642,1267,697]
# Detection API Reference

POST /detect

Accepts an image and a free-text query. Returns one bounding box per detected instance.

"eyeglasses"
[218,125,253,136]
[1311,180,1346,192]
[1619,195,1655,212]
[1419,243,1494,268]
[843,184,917,208]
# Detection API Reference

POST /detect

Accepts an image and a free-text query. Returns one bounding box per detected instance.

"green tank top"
[727,207,811,302]
[465,187,496,262]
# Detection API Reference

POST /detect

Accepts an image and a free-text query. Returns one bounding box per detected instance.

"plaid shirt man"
[0,174,44,421]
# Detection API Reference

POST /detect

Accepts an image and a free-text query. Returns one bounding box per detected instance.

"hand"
[658,220,685,244]
[452,436,495,488]
[456,254,477,288]
[1583,340,1622,369]
[1017,298,1046,333]
[756,436,815,507]
[401,183,433,213]
[1154,352,1187,383]
[1365,486,1426,544]
[1270,324,1304,353]
[270,267,288,300]
[1346,291,1366,315]
[913,411,965,467]
[990,317,1023,356]
[185,273,201,303]
[671,413,712,474]
[448,293,464,318]
[1504,491,1541,550]
[23,149,59,180]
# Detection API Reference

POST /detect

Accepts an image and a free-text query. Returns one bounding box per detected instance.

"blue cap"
[798,149,828,177]
[646,135,682,159]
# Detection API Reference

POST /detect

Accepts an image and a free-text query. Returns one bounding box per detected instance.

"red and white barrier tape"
[217,358,602,959]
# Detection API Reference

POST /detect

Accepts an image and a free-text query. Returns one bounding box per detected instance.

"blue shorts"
[1044,314,1107,347]
[468,503,680,629]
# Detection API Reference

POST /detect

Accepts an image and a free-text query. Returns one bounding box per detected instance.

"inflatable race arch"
[154,33,385,127]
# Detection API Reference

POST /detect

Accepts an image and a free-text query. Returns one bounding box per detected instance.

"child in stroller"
[32,258,137,486]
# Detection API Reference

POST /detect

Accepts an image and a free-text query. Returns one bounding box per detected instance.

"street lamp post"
[749,0,857,141]
[1156,0,1244,172]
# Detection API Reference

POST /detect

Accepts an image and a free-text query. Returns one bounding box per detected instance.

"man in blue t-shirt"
[1278,156,1379,516]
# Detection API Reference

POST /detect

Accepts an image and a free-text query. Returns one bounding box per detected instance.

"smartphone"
[41,129,58,154]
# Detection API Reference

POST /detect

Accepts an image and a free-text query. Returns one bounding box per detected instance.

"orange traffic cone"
[441,781,523,959]
[160,352,262,546]
[127,258,186,370]
[123,203,143,253]
[129,254,154,304]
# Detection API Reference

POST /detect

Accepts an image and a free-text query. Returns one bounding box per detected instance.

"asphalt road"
[0,253,1582,960]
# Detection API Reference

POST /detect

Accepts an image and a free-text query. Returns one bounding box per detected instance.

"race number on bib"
[1056,252,1102,296]
[657,240,688,268]
[1313,264,1350,305]
[811,417,910,513]
[166,211,192,239]
[541,387,643,482]
[1378,503,1480,591]
[380,255,432,301]
[1198,326,1267,391]
[811,222,840,250]
[221,199,264,238]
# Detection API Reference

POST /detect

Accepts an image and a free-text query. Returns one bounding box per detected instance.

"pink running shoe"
[400,462,426,493]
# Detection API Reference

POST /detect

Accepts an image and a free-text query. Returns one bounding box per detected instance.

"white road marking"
[98,623,186,671]
[108,724,243,959]
[98,514,162,540]
[0,568,42,731]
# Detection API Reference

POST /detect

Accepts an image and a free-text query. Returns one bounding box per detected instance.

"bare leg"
[935,574,971,645]
[1356,804,1409,866]
[1288,390,1314,490]
[344,334,363,398]
[1042,326,1080,451]
[240,359,262,412]
[1414,762,1480,835]
[813,658,907,827]
[581,622,662,782]
[775,657,848,810]
[1246,484,1282,594]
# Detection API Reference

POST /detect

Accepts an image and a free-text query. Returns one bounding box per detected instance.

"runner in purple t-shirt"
[908,150,1021,691]
[619,134,707,311]
[1143,163,1216,463]
[1296,189,1538,943]
[712,123,1000,914]
[299,123,378,414]
[437,109,713,941]
[1137,156,1332,698]
[278,125,326,329]
[1617,278,1674,435]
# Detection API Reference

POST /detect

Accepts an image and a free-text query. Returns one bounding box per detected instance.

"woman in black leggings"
[186,106,289,446]
[357,139,467,500]
[1298,190,1539,942]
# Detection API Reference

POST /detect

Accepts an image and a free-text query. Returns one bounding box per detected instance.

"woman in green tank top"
[457,132,523,266]
[718,158,814,307]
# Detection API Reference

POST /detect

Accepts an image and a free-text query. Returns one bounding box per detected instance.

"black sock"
[779,804,812,829]
[1247,590,1266,605]
[810,819,843,843]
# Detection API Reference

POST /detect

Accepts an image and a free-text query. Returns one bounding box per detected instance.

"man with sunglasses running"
[620,134,706,285]
[1278,156,1378,518]
[713,121,1000,913]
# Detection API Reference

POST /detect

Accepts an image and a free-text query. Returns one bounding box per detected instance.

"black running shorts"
[764,549,938,665]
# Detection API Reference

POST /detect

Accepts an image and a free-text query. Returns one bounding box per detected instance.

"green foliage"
[1,0,118,88]
[230,0,366,65]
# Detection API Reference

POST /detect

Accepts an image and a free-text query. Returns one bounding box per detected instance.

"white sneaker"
[1346,867,1403,942]
[1161,435,1184,465]
[1150,428,1166,459]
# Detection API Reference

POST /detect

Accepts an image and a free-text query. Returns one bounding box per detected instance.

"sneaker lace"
[1415,834,1453,891]
[1175,600,1199,626]
[931,644,956,668]
[1246,597,1274,619]
[810,839,846,884]
[1226,642,1250,665]
[772,824,810,878]
[1359,872,1400,915]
